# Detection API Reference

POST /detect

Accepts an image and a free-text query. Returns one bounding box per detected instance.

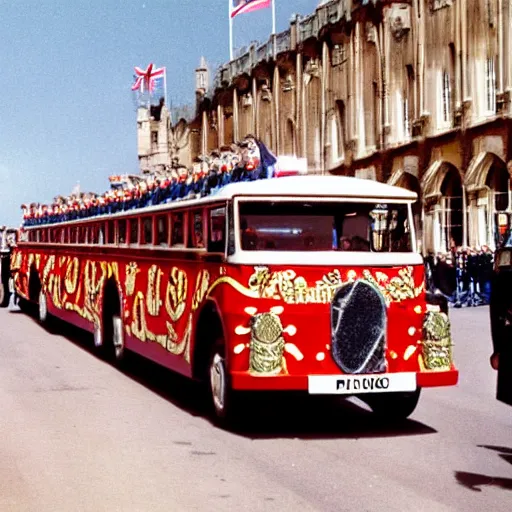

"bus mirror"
[495,248,512,270]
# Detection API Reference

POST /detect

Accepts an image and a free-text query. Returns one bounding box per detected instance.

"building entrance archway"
[421,161,464,254]
[465,152,509,249]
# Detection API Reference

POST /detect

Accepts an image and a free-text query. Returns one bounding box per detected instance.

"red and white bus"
[10,175,458,422]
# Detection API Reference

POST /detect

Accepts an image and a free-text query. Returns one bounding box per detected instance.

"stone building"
[137,0,512,254]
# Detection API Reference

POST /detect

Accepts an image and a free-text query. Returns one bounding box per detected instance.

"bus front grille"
[330,280,387,374]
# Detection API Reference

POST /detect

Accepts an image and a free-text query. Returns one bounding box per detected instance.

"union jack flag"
[131,63,165,93]
[231,0,272,18]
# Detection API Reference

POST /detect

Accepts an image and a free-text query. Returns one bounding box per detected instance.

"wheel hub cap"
[39,292,47,320]
[113,316,124,357]
[210,354,225,411]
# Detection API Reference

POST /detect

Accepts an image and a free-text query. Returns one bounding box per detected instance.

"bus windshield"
[239,200,412,252]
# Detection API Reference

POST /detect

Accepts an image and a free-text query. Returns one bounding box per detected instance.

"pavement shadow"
[13,308,438,440]
[478,445,512,466]
[112,352,438,440]
[223,393,437,440]
[454,471,512,492]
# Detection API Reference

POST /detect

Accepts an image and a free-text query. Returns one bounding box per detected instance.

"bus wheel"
[364,389,421,420]
[93,322,103,348]
[0,282,9,308]
[209,346,237,423]
[112,315,125,361]
[38,290,49,324]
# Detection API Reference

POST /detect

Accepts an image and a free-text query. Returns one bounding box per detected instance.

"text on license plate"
[308,373,417,395]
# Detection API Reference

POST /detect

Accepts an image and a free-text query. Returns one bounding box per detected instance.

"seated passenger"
[351,235,370,251]
[240,219,258,250]
[339,236,352,251]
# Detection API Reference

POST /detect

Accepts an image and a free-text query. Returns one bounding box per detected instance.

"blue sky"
[0,0,320,227]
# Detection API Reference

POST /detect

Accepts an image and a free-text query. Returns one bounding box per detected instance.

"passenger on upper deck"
[19,136,280,227]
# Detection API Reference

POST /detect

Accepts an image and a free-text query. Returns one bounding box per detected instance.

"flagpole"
[163,66,168,107]
[229,1,234,61]
[272,0,276,35]
[272,0,276,59]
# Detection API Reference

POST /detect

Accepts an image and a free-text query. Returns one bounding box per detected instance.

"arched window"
[440,166,463,249]
[486,162,509,212]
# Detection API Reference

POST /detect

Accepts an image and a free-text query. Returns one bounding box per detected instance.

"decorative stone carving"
[404,156,419,178]
[331,44,347,66]
[429,0,453,12]
[412,114,431,137]
[260,85,272,102]
[366,22,376,44]
[282,76,295,92]
[389,5,411,42]
[305,58,320,78]
[496,90,510,112]
[241,93,253,108]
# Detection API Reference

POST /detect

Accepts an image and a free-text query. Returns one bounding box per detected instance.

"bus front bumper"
[231,369,459,393]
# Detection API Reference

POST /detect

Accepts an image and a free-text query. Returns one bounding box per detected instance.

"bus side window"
[171,212,184,246]
[156,215,169,246]
[208,207,226,253]
[141,216,153,245]
[188,210,205,249]
[129,218,139,245]
[107,220,115,244]
[98,225,105,245]
[79,227,86,244]
[89,225,97,245]
[118,219,127,245]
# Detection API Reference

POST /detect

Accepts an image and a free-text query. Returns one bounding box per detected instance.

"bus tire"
[18,296,30,313]
[93,322,103,349]
[101,280,125,364]
[102,312,125,364]
[209,344,237,424]
[363,388,421,420]
[0,282,9,308]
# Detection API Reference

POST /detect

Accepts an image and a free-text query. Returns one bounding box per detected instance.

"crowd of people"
[425,245,494,307]
[21,136,278,227]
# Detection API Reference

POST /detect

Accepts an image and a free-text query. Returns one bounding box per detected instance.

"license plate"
[308,373,417,395]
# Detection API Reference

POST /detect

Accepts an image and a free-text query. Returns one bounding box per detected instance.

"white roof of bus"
[214,175,417,201]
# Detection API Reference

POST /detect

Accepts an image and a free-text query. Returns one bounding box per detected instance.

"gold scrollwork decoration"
[51,274,63,309]
[165,267,188,322]
[192,270,210,311]
[130,290,190,357]
[208,266,423,306]
[131,291,147,342]
[42,255,55,290]
[65,257,80,295]
[125,262,140,297]
[146,264,163,316]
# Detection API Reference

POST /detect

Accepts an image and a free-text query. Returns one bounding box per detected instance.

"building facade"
[137,0,512,254]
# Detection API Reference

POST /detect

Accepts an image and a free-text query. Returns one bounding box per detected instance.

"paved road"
[0,303,510,512]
